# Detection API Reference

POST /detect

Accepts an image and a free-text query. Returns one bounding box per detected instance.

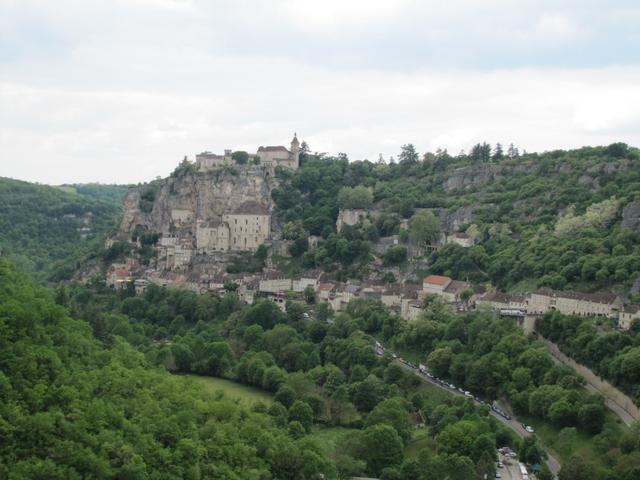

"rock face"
[118,166,280,237]
[439,163,535,192]
[622,201,640,232]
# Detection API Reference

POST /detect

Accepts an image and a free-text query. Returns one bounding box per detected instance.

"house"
[292,269,323,292]
[442,280,472,302]
[526,288,622,318]
[259,271,292,293]
[422,275,452,295]
[106,264,132,289]
[619,305,640,330]
[134,278,149,295]
[477,292,523,309]
[447,231,474,248]
[318,283,335,301]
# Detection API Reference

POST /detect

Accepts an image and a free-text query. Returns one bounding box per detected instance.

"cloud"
[535,13,582,39]
[1,1,639,184]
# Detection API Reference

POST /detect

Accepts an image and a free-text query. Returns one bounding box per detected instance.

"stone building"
[526,288,621,318]
[336,209,368,232]
[422,275,452,296]
[618,305,640,330]
[196,221,230,253]
[195,134,300,172]
[195,201,270,253]
[223,201,271,252]
[447,231,474,248]
[195,149,233,170]
[256,134,300,169]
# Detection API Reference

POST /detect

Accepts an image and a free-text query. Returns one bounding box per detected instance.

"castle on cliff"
[195,134,300,171]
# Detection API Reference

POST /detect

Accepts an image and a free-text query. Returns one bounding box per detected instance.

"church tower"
[290,133,300,169]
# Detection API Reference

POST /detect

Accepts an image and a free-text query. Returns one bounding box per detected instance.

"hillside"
[0,178,125,281]
[0,258,334,479]
[271,143,640,297]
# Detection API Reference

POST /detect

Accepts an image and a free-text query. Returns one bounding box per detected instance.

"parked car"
[525,425,535,433]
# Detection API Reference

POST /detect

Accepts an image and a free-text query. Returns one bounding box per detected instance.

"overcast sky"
[2,0,640,184]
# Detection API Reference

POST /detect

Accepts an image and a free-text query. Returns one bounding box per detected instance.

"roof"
[231,201,270,215]
[622,304,640,314]
[534,288,619,305]
[258,146,289,152]
[262,271,290,280]
[318,283,335,292]
[450,232,470,239]
[444,280,470,294]
[423,274,452,286]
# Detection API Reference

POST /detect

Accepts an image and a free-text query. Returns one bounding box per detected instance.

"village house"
[441,279,472,302]
[259,271,293,293]
[619,305,640,330]
[400,286,423,321]
[292,270,323,292]
[477,291,526,311]
[446,231,474,248]
[422,274,452,296]
[106,263,132,289]
[526,288,622,318]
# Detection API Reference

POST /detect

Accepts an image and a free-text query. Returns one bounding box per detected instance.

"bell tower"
[290,132,300,169]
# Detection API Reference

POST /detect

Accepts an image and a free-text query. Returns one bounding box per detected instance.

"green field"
[180,375,273,405]
[518,410,627,465]
[309,427,359,456]
[405,429,437,458]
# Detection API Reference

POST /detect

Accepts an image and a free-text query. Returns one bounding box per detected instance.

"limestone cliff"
[118,166,280,238]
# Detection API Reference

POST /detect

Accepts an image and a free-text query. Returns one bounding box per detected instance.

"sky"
[1,0,640,184]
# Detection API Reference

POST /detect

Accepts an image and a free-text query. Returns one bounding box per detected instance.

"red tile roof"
[423,275,452,286]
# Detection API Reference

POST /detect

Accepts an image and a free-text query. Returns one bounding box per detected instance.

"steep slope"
[0,258,332,479]
[272,143,640,295]
[0,177,124,280]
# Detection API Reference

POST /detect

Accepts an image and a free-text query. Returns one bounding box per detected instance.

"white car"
[525,425,535,433]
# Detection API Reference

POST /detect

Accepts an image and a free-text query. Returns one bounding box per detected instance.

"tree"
[578,403,605,433]
[337,186,374,209]
[491,143,504,161]
[289,400,314,432]
[398,144,419,165]
[357,424,404,475]
[283,221,308,241]
[304,285,316,304]
[365,397,412,443]
[383,245,407,266]
[232,150,249,165]
[275,385,296,408]
[409,211,441,248]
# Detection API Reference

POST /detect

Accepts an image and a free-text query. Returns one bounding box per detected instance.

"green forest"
[0,178,126,281]
[2,142,640,479]
[272,143,640,296]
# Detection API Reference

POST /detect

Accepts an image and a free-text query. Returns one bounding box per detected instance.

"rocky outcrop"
[118,166,280,237]
[622,201,640,232]
[439,163,535,192]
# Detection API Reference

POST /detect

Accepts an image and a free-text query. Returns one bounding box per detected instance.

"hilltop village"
[103,136,640,333]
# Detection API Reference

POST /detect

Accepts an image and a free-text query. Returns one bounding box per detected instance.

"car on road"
[497,461,504,468]
[525,425,534,433]
[495,473,501,478]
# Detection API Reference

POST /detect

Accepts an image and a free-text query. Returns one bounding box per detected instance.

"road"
[393,359,561,477]
[542,340,638,427]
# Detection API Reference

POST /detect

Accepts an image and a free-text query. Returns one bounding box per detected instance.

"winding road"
[391,355,561,477]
